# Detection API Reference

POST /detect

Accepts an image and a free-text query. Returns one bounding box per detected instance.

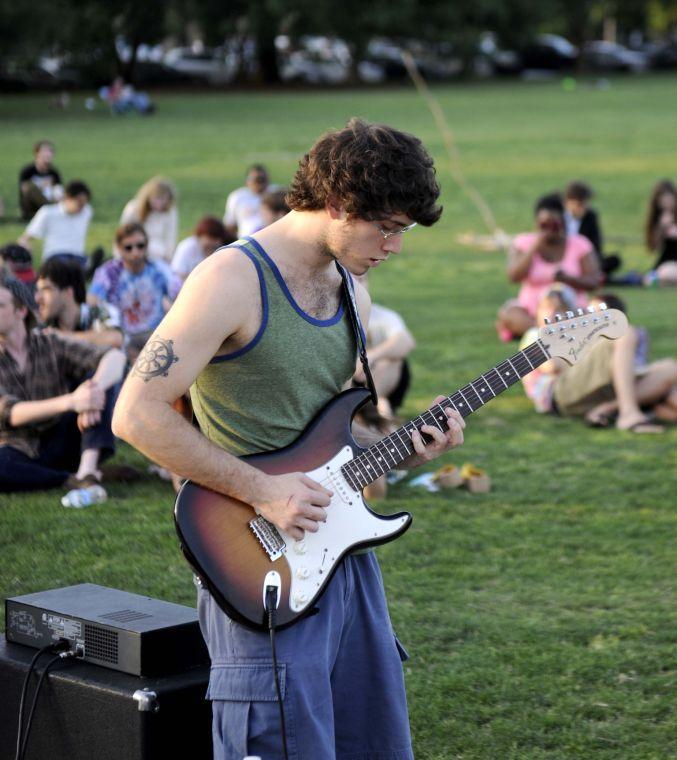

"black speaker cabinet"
[0,635,212,760]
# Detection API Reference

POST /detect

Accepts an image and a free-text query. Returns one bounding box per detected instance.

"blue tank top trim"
[243,236,345,327]
[209,245,269,364]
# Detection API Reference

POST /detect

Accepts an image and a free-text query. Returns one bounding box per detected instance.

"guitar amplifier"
[5,583,209,676]
[0,635,212,760]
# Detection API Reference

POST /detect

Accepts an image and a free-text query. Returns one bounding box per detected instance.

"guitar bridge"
[249,516,286,561]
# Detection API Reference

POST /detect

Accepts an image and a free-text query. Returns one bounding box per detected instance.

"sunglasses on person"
[122,241,147,251]
[538,220,563,233]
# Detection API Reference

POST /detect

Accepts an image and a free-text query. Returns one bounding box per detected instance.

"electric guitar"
[174,306,627,631]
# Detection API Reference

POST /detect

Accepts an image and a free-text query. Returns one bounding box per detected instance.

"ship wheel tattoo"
[133,336,179,382]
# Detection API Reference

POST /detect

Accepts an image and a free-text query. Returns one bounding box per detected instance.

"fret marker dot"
[481,387,486,392]
[506,371,510,375]
[459,402,464,406]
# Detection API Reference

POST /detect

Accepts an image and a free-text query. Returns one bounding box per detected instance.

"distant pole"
[401,50,509,250]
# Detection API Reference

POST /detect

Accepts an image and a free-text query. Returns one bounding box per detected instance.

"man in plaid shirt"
[0,271,126,492]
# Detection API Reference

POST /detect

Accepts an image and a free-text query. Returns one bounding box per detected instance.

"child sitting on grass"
[520,288,676,432]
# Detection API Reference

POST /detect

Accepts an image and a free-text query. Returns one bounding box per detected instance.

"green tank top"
[190,238,357,456]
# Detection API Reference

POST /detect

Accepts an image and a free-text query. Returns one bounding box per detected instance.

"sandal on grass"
[619,420,665,434]
[460,463,491,493]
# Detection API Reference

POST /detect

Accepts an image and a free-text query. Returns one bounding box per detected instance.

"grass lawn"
[1,75,676,758]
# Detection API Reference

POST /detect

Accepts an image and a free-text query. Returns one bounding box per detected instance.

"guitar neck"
[342,338,551,491]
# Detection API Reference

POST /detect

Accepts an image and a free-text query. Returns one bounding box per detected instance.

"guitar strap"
[335,261,379,406]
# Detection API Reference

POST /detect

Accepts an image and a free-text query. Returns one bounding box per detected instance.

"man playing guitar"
[113,118,466,759]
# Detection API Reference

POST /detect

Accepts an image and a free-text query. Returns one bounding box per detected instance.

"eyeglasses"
[373,221,417,240]
[122,241,147,251]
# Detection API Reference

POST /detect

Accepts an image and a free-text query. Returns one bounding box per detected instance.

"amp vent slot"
[84,624,119,663]
[99,609,153,623]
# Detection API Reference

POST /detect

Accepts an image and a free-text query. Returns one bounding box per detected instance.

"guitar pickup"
[249,516,286,561]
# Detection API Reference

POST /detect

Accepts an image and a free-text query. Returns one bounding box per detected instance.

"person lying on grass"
[519,287,676,432]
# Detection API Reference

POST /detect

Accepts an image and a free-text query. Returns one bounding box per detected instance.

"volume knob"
[293,592,308,606]
[296,566,310,579]
[293,541,307,555]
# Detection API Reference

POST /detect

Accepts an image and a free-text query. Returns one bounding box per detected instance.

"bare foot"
[584,402,616,428]
[652,402,677,423]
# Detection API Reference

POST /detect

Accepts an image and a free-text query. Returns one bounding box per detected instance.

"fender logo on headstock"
[539,307,628,366]
[566,321,611,363]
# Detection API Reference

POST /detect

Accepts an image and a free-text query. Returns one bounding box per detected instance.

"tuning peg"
[555,313,563,321]
[598,302,607,310]
[587,305,596,313]
[565,310,574,319]
[577,308,584,316]
[543,317,551,325]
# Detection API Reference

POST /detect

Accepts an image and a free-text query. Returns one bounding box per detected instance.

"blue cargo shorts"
[197,550,413,760]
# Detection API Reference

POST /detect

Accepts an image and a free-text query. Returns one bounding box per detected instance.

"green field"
[1,76,676,758]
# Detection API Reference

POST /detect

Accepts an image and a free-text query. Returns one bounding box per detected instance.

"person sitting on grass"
[18,140,63,221]
[0,271,126,493]
[496,193,601,341]
[519,288,676,432]
[18,180,103,277]
[171,216,231,283]
[644,179,677,286]
[35,257,123,349]
[564,180,621,279]
[351,273,416,499]
[0,244,36,287]
[258,188,290,229]
[120,177,178,265]
[89,223,180,364]
[223,164,272,238]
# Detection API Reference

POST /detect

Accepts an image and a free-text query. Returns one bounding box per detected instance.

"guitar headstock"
[538,303,628,365]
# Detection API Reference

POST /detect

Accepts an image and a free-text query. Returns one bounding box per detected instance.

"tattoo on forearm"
[132,336,180,382]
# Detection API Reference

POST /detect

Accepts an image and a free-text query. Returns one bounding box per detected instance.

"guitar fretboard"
[341,339,550,491]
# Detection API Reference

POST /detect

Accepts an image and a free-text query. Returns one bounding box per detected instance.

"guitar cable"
[15,640,76,760]
[265,585,290,760]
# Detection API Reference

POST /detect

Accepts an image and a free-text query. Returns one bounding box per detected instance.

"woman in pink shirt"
[497,193,601,340]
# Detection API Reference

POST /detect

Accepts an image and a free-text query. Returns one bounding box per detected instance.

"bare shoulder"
[186,245,260,292]
[120,247,261,400]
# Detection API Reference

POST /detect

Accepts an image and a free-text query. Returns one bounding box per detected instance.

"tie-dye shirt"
[89,259,180,336]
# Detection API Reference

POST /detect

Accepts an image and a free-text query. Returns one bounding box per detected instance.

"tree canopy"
[1,0,674,85]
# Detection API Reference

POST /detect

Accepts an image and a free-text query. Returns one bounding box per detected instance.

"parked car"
[276,35,350,84]
[475,32,522,76]
[361,37,462,82]
[646,40,677,69]
[520,34,578,70]
[582,41,648,72]
[163,47,237,85]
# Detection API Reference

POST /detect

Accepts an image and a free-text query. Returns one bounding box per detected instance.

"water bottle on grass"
[61,484,108,508]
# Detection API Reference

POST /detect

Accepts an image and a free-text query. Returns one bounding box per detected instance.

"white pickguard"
[273,446,409,613]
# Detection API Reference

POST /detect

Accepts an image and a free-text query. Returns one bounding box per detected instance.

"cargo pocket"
[394,634,410,662]
[209,662,291,758]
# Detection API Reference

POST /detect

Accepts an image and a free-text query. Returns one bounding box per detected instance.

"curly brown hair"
[286,118,442,226]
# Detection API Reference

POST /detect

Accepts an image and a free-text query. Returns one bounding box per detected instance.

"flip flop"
[619,420,665,434]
